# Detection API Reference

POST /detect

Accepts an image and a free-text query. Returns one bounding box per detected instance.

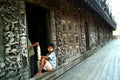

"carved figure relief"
[75,34,79,43]
[0,0,29,79]
[68,22,73,30]
[63,34,68,44]
[54,10,66,65]
[61,20,67,31]
[68,34,73,44]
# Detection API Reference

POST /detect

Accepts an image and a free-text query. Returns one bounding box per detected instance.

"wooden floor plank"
[78,50,104,80]
[106,42,119,80]
[117,46,120,80]
[93,51,112,80]
[112,51,119,80]
[76,51,104,79]
[85,53,108,80]
[103,50,114,80]
[56,40,120,80]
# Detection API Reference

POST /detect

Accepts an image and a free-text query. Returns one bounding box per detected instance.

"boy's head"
[47,43,55,53]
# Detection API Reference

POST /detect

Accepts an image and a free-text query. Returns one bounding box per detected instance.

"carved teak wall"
[0,0,29,80]
[0,0,113,79]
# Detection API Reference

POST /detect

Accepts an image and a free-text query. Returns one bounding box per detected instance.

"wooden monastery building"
[0,0,116,79]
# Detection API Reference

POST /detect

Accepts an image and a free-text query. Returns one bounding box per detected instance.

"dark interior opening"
[25,2,49,76]
[85,22,90,51]
[26,2,49,55]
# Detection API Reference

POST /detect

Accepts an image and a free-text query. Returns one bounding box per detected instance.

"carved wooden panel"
[54,10,66,65]
[18,1,30,79]
[0,4,5,78]
[0,0,29,79]
[54,4,83,63]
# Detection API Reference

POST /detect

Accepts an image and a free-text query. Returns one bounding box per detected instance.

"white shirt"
[47,52,56,69]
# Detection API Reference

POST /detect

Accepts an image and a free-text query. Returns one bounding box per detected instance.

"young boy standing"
[35,43,56,76]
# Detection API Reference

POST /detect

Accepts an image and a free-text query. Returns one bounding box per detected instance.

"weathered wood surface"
[56,40,120,80]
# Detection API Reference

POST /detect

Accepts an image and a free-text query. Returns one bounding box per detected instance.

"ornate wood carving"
[54,10,66,65]
[0,0,114,79]
[0,0,29,79]
[0,1,5,78]
[18,1,30,79]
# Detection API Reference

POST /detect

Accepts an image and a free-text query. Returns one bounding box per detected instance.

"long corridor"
[56,40,120,80]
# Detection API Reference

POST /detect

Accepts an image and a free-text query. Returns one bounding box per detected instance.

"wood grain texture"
[56,40,120,80]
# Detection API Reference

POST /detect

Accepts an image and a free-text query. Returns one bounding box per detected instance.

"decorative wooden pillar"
[0,0,5,78]
[54,10,66,65]
[18,1,30,79]
[0,0,30,79]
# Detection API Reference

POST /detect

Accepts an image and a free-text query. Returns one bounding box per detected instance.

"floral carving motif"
[54,10,66,65]
[0,0,29,79]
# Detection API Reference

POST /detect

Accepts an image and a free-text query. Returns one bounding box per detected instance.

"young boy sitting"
[35,43,56,76]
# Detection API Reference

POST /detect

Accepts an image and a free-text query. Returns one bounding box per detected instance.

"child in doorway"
[35,43,56,76]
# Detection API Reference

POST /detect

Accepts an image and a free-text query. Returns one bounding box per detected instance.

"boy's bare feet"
[35,72,42,76]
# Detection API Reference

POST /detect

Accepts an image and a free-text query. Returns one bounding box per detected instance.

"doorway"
[85,22,90,51]
[25,2,50,76]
